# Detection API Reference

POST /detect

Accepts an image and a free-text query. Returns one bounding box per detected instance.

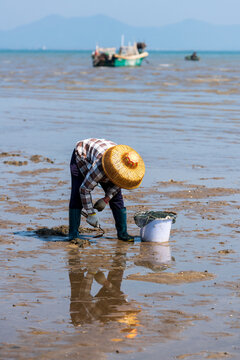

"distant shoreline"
[1,49,240,53]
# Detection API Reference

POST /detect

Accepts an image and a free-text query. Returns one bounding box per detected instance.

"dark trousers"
[69,150,124,211]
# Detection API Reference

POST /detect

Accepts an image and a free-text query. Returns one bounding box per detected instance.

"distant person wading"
[69,138,145,242]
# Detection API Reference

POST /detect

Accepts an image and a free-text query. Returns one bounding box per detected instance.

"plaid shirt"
[75,138,120,213]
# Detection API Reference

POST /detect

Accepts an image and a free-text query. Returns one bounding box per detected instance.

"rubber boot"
[112,207,134,242]
[69,208,81,240]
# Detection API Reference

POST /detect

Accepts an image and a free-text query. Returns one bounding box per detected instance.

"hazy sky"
[1,0,240,30]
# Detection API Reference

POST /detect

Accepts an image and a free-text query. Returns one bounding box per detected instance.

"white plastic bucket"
[140,218,172,243]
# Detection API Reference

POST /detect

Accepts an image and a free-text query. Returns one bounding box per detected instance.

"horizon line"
[1,48,240,52]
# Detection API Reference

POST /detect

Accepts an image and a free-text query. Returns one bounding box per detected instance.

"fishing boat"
[185,52,200,61]
[91,39,148,67]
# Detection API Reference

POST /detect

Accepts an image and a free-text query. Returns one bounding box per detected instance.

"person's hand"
[86,213,99,228]
[93,197,109,212]
[70,163,80,177]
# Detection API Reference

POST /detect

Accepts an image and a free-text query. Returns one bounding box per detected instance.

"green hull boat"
[92,41,148,67]
[113,55,146,67]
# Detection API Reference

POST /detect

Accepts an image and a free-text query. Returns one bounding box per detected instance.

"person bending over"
[69,138,145,242]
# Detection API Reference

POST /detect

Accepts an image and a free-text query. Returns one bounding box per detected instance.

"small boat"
[185,52,200,61]
[91,39,148,67]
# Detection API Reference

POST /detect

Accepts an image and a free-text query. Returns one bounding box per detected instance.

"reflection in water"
[68,243,141,339]
[135,242,172,271]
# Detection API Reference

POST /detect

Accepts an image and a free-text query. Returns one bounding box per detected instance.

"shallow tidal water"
[0,50,240,359]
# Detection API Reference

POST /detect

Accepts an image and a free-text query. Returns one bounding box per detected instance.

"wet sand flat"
[0,51,240,359]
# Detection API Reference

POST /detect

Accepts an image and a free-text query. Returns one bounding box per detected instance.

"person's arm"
[80,160,121,213]
[79,161,105,214]
[105,184,120,199]
[93,185,120,211]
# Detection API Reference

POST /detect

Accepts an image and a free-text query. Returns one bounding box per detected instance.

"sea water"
[0,50,239,188]
[0,50,240,360]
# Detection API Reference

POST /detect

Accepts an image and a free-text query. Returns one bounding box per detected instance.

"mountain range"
[0,14,240,51]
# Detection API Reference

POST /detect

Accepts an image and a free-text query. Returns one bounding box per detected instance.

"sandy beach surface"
[0,51,240,359]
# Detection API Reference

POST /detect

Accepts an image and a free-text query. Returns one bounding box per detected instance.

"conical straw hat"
[102,145,145,189]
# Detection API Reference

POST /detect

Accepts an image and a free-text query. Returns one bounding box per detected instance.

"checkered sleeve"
[105,184,121,199]
[79,160,105,213]
[80,160,121,213]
